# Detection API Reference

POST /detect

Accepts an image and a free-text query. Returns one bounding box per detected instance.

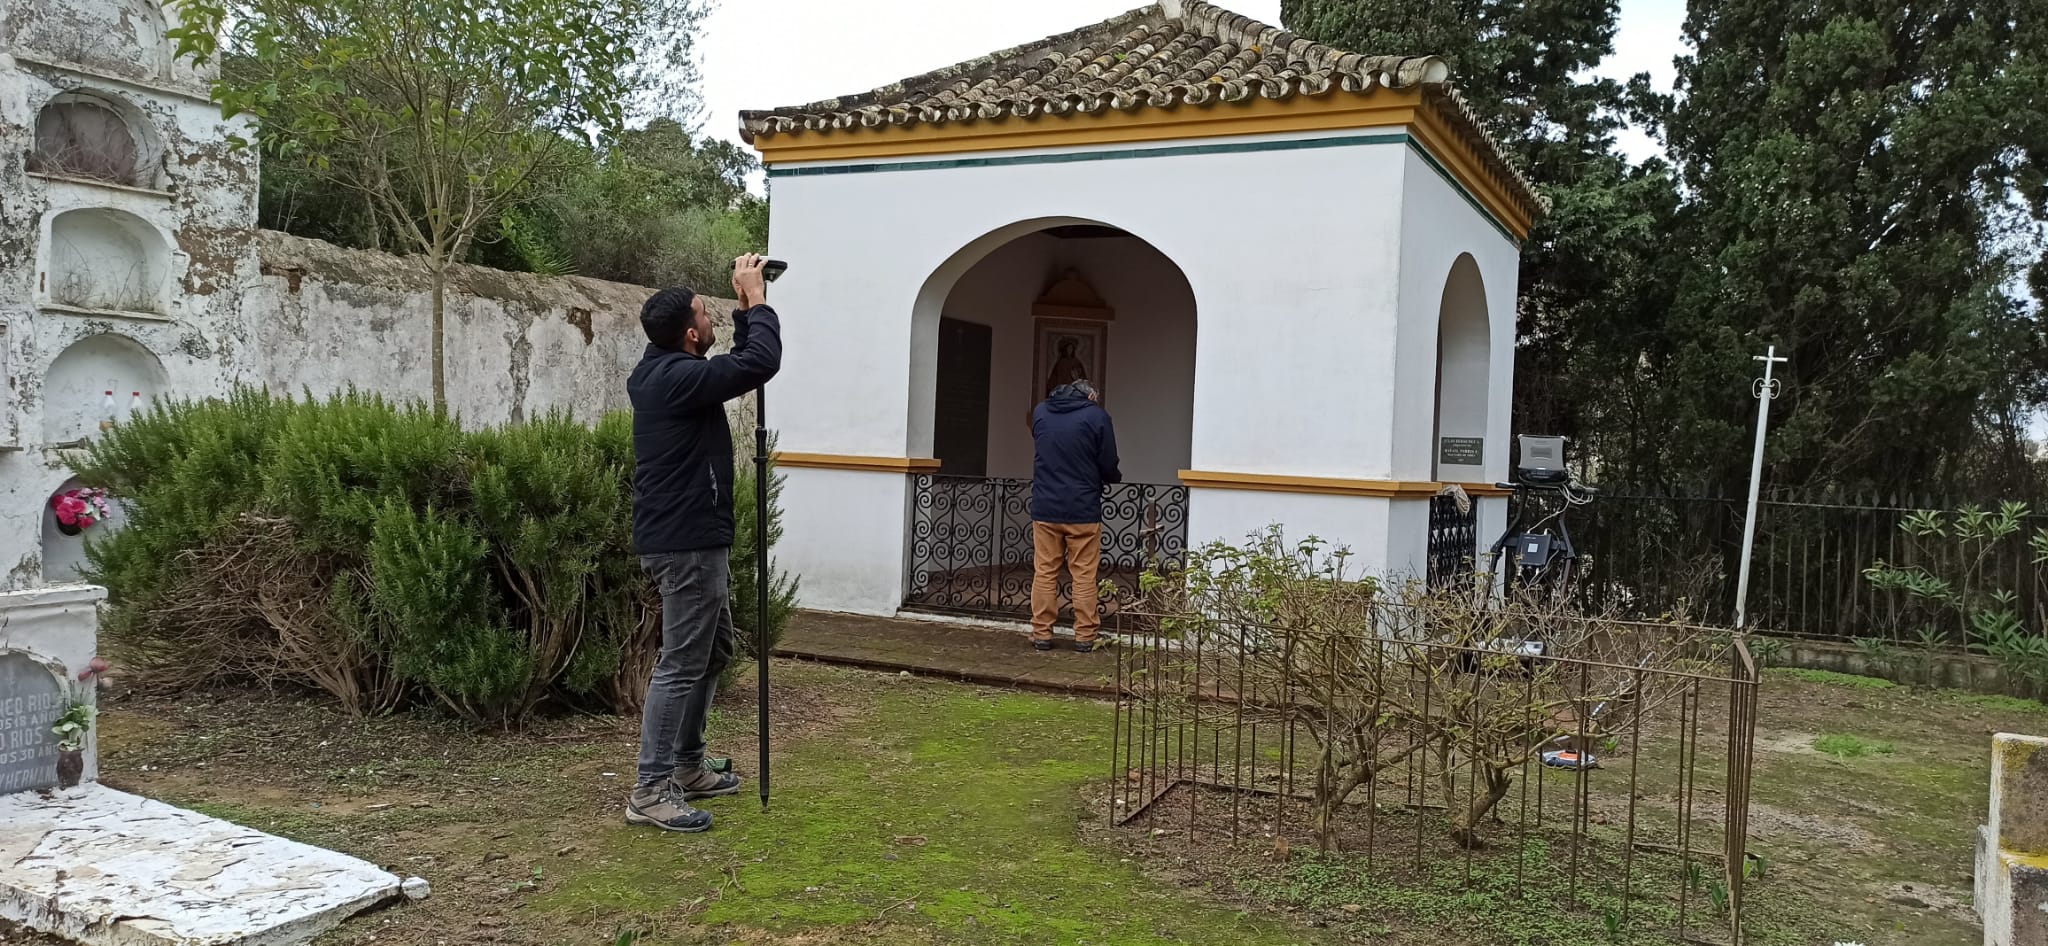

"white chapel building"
[743,0,1543,617]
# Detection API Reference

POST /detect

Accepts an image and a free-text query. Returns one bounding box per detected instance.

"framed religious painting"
[1032,318,1108,408]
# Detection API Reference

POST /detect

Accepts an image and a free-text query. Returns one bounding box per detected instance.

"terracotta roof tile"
[740,0,1544,223]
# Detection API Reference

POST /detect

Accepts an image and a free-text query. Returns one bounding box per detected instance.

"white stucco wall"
[1391,147,1522,571]
[1393,148,1520,488]
[765,128,1519,613]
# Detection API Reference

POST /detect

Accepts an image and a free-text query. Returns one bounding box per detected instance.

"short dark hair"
[641,287,698,349]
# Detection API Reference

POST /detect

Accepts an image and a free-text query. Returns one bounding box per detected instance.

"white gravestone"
[0,651,68,794]
[0,586,412,945]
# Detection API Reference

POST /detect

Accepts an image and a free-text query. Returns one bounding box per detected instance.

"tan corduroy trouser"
[1031,521,1103,643]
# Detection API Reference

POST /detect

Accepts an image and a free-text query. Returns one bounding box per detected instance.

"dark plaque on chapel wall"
[0,652,66,795]
[1438,437,1485,467]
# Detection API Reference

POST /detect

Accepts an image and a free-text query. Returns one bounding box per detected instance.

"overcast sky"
[697,0,1691,181]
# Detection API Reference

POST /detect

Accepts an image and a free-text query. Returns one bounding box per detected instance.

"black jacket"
[629,305,782,553]
[1029,385,1122,524]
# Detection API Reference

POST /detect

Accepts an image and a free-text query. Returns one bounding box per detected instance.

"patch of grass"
[542,684,1320,945]
[1813,733,1897,758]
[1769,668,1896,689]
[1951,692,2048,713]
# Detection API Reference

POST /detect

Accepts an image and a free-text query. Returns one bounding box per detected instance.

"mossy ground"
[3,659,2038,945]
[62,663,1321,946]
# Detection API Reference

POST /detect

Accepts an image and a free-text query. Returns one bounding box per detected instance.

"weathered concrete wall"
[248,231,750,432]
[0,41,262,589]
[1,0,752,592]
[2,223,755,589]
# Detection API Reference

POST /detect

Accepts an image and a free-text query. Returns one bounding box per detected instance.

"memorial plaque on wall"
[1439,437,1485,467]
[0,651,66,794]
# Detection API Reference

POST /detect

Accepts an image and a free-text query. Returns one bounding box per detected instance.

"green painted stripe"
[766,132,1520,246]
[1400,139,1520,245]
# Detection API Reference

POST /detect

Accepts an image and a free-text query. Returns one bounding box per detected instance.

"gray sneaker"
[671,762,743,800]
[626,782,713,833]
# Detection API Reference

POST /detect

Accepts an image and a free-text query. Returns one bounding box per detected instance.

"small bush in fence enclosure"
[1864,501,2048,694]
[78,388,798,727]
[1117,528,1759,942]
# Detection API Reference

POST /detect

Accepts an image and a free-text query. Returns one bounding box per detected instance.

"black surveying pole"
[754,379,770,812]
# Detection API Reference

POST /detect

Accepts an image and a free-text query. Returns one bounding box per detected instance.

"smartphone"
[762,259,788,283]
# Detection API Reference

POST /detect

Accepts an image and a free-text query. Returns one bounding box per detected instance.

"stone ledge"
[0,784,402,946]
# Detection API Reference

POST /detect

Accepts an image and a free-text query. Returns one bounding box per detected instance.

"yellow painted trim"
[1178,471,1517,499]
[753,90,1419,163]
[1179,470,1444,498]
[1457,483,1514,498]
[750,87,1537,239]
[1408,107,1535,236]
[773,452,943,474]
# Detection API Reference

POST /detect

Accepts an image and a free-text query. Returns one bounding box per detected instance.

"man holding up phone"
[625,254,781,833]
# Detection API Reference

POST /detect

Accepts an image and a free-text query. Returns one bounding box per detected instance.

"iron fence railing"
[1553,488,2048,643]
[904,475,1189,619]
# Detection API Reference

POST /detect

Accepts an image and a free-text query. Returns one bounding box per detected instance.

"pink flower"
[52,494,87,526]
[50,488,112,529]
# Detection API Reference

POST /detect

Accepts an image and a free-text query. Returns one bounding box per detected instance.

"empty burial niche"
[29,94,157,188]
[41,332,166,446]
[45,208,171,315]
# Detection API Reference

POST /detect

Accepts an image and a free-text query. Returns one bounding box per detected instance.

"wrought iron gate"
[1427,492,1479,589]
[905,475,1189,619]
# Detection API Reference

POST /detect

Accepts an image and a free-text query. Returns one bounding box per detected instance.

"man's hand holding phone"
[733,253,768,309]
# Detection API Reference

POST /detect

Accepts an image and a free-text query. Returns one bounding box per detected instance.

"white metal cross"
[1735,345,1788,629]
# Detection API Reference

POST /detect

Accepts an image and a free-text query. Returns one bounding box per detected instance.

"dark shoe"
[671,762,743,800]
[1073,637,1109,653]
[626,783,712,833]
[1033,639,1055,652]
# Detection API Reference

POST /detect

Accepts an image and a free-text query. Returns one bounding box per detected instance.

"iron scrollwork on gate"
[906,475,1189,619]
[1427,491,1479,590]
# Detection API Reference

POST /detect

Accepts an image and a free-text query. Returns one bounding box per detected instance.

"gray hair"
[1067,379,1099,399]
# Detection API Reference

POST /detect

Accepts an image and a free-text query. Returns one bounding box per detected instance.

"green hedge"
[78,388,796,728]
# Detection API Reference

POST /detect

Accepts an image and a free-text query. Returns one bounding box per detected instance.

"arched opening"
[42,475,126,584]
[905,220,1195,617]
[41,332,167,445]
[29,93,159,188]
[45,208,172,315]
[1433,253,1490,482]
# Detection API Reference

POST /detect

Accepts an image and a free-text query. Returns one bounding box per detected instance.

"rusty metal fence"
[1107,606,1761,944]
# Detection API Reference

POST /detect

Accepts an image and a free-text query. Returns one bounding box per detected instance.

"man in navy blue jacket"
[624,254,781,834]
[1029,379,1121,652]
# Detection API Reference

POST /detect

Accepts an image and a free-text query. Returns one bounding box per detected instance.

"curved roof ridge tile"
[739,1,1545,221]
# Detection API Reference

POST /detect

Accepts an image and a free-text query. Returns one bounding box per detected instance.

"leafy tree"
[169,0,707,413]
[488,120,770,290]
[1645,0,2048,494]
[1285,0,2048,499]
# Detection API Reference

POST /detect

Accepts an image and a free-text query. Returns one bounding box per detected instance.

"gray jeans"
[637,549,735,787]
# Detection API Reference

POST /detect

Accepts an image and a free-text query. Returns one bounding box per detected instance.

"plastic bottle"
[127,391,142,421]
[99,391,116,433]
